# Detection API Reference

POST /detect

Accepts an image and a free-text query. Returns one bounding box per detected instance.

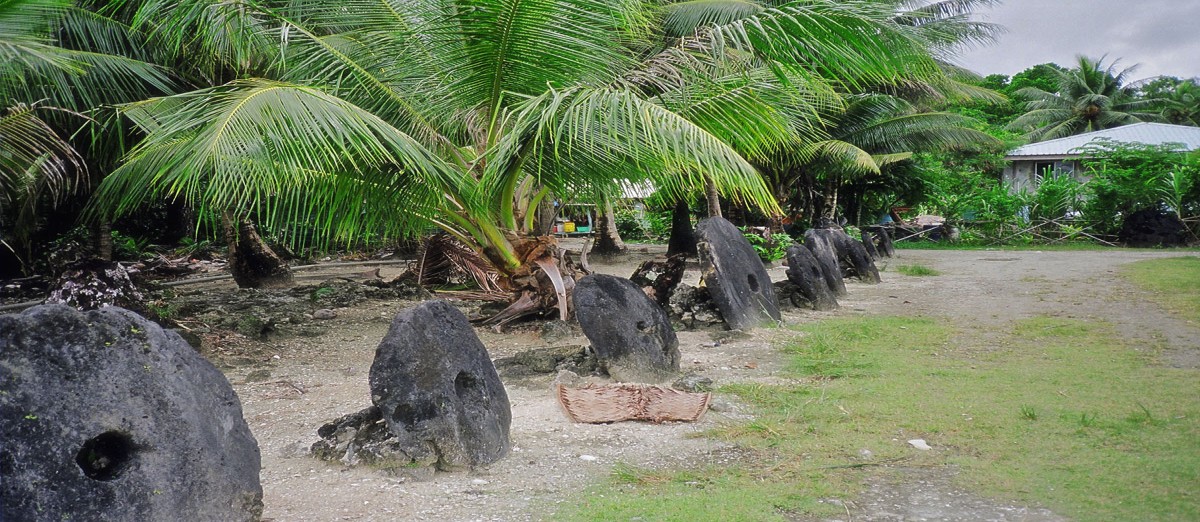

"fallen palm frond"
[413,232,502,293]
[557,383,712,423]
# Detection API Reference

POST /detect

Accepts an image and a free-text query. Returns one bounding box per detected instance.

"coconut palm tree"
[1157,79,1200,127]
[80,0,954,319]
[1,0,175,269]
[1007,56,1159,142]
[768,94,997,224]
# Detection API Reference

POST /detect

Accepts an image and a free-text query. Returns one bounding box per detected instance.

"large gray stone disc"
[0,304,262,521]
[804,229,848,296]
[573,274,680,382]
[695,217,781,330]
[368,301,511,471]
[784,244,839,311]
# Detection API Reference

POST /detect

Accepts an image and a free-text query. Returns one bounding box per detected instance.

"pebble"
[908,439,932,450]
[313,309,337,320]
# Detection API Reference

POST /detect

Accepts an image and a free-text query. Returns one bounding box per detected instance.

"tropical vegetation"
[1006,56,1158,142]
[1,0,1017,306]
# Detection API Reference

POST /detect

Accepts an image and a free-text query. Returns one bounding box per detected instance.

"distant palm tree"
[769,94,997,223]
[1158,79,1200,127]
[1007,56,1158,142]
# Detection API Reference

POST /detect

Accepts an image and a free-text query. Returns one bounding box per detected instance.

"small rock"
[579,455,598,462]
[908,439,932,451]
[539,320,575,343]
[672,374,714,393]
[312,309,337,320]
[244,369,272,383]
[707,399,736,413]
[552,370,582,388]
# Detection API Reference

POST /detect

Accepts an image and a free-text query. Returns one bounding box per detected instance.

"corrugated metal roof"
[1006,122,1200,158]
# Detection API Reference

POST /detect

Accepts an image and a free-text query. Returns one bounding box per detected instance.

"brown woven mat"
[556,383,712,424]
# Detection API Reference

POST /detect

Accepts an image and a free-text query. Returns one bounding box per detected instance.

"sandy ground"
[214,246,1197,521]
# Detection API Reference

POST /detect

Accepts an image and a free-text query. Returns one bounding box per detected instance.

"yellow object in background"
[564,221,576,232]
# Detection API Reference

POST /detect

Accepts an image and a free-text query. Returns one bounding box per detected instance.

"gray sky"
[954,0,1200,82]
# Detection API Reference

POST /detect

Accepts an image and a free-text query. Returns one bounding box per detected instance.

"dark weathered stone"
[838,234,882,284]
[865,226,895,257]
[629,254,687,308]
[0,305,262,521]
[1119,208,1189,247]
[493,345,597,377]
[861,230,881,260]
[804,229,848,296]
[695,217,781,330]
[784,244,839,311]
[573,274,680,382]
[46,260,145,312]
[808,228,881,284]
[368,301,511,471]
[311,406,436,480]
[667,284,725,330]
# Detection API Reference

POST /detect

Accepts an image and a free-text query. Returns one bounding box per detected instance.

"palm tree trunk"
[92,218,113,262]
[820,176,840,225]
[222,212,293,288]
[591,200,625,255]
[704,175,722,218]
[667,198,697,257]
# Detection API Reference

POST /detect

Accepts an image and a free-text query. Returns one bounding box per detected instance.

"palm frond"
[437,0,641,120]
[0,103,84,211]
[709,0,941,89]
[483,86,781,220]
[0,0,175,110]
[661,0,764,38]
[798,139,879,176]
[90,79,458,247]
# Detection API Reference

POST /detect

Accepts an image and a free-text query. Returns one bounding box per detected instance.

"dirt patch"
[810,467,1065,522]
[193,246,1197,520]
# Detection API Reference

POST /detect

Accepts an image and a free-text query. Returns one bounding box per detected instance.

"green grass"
[555,316,1200,521]
[894,241,1122,251]
[1122,256,1200,321]
[895,264,940,276]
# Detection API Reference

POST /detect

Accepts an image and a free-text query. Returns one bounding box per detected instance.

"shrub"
[743,231,794,262]
[614,207,671,242]
[1078,140,1200,234]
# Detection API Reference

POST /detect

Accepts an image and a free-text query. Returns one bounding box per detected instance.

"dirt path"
[224,247,1197,521]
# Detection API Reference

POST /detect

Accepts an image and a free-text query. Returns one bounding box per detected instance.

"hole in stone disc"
[454,371,485,406]
[636,321,649,332]
[76,431,136,481]
[747,274,759,292]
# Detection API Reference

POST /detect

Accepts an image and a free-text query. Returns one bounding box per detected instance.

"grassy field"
[1122,256,1200,321]
[557,313,1199,521]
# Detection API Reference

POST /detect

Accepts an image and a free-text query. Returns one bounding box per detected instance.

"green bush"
[1078,140,1200,234]
[614,208,671,242]
[743,231,794,261]
[1030,173,1082,220]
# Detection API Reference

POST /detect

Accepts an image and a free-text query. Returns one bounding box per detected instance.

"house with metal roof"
[1002,123,1200,192]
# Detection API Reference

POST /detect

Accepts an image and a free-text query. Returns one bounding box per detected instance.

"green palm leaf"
[483,86,781,228]
[710,0,940,89]
[91,79,456,245]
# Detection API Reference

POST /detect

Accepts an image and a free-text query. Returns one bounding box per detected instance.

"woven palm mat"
[556,383,712,423]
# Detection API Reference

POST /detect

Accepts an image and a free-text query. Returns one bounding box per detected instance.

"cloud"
[954,0,1200,80]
